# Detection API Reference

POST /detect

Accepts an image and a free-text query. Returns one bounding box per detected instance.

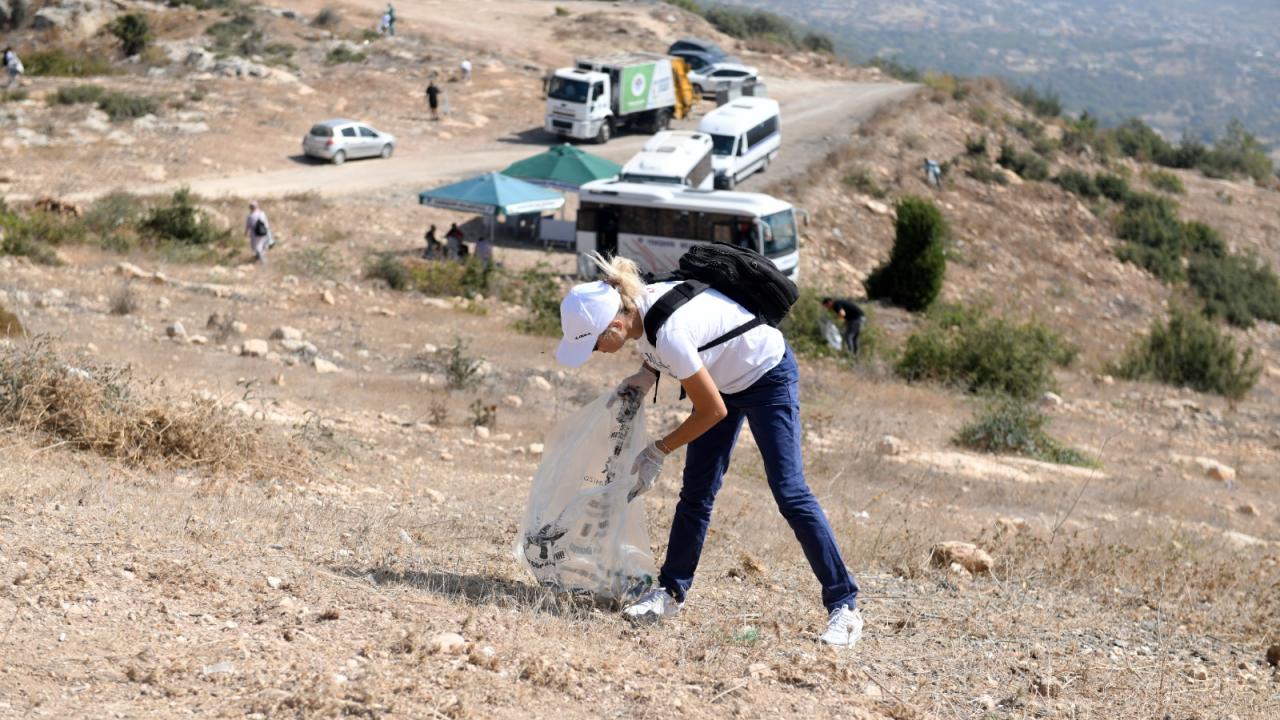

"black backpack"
[643,243,798,353]
[254,218,268,236]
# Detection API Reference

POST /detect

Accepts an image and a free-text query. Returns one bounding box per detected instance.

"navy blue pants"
[657,348,859,612]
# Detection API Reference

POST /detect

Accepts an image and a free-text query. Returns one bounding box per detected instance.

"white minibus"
[575,179,800,279]
[619,131,715,190]
[697,97,781,189]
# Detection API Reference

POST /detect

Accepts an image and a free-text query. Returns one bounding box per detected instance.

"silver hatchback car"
[301,119,396,165]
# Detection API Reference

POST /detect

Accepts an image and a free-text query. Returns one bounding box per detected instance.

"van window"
[709,134,736,156]
[745,116,778,148]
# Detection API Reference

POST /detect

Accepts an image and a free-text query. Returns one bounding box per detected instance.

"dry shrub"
[0,302,23,337]
[0,338,273,473]
[110,283,140,315]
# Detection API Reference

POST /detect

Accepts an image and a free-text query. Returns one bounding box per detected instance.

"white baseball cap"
[555,281,622,368]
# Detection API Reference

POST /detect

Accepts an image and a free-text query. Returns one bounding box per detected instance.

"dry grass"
[0,337,281,474]
[0,302,23,337]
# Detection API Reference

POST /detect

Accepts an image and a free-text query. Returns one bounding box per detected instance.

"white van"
[619,131,715,190]
[697,97,781,189]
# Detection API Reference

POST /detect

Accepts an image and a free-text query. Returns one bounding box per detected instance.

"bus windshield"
[548,77,590,103]
[709,134,736,156]
[761,209,798,257]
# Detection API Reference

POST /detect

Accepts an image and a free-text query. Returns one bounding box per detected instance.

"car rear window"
[309,125,333,137]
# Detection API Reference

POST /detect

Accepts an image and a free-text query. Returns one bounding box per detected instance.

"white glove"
[607,367,658,407]
[628,441,668,502]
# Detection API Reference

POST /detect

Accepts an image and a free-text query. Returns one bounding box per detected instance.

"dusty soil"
[1,2,1279,719]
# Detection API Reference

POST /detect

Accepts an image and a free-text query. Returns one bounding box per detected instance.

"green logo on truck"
[620,64,656,114]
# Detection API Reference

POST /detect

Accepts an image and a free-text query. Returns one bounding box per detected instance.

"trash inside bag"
[514,387,656,602]
[820,316,843,351]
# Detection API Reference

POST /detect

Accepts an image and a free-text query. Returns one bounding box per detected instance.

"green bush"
[896,303,1076,399]
[997,142,1050,181]
[366,253,410,291]
[1095,173,1130,202]
[109,13,152,57]
[139,188,227,246]
[665,0,701,11]
[1112,192,1187,281]
[842,166,884,197]
[869,56,921,82]
[965,160,1008,185]
[1188,252,1280,329]
[780,288,842,359]
[52,85,105,105]
[313,7,342,27]
[1197,119,1274,182]
[1144,169,1185,194]
[23,48,115,77]
[0,208,80,265]
[1053,169,1099,198]
[864,197,947,312]
[701,6,833,51]
[500,265,563,336]
[1,89,28,103]
[954,397,1094,467]
[802,32,835,53]
[326,46,366,65]
[84,192,144,251]
[97,92,159,121]
[1111,307,1261,401]
[1012,85,1062,118]
[1112,118,1174,163]
[964,134,987,156]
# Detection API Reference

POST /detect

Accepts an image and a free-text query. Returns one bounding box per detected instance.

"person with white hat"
[555,254,863,647]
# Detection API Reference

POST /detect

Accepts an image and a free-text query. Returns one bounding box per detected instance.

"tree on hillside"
[864,197,947,312]
[109,13,152,58]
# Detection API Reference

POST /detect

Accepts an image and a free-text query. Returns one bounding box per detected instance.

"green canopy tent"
[501,144,622,192]
[418,172,566,242]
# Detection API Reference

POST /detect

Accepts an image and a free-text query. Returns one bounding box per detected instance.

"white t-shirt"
[636,281,785,395]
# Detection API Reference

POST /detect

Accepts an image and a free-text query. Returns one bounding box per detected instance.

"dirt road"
[69,80,913,203]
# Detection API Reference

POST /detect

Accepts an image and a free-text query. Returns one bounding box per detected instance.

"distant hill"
[710,0,1280,160]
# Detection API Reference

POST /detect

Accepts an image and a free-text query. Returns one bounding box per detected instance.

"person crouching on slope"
[554,254,863,647]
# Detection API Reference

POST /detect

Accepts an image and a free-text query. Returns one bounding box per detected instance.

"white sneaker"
[820,605,863,647]
[622,588,682,625]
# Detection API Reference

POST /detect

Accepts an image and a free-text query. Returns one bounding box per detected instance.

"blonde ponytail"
[588,252,645,313]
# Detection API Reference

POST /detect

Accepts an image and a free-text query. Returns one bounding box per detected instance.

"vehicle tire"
[723,174,736,190]
[595,121,611,145]
[380,144,394,159]
[332,150,346,166]
[760,156,770,172]
[654,109,671,132]
[692,84,703,98]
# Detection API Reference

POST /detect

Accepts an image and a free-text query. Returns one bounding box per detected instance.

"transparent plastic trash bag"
[514,387,656,602]
[820,316,844,351]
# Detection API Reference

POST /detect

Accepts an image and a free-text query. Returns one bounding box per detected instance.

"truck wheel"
[692,84,704,98]
[332,150,346,166]
[595,121,611,144]
[654,109,671,132]
[723,174,736,190]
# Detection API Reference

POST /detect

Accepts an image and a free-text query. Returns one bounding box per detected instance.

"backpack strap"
[645,280,768,403]
[644,280,708,346]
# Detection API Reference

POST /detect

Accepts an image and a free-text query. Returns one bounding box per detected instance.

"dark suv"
[667,38,732,72]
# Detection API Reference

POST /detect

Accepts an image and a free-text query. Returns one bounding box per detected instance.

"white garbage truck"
[544,53,693,144]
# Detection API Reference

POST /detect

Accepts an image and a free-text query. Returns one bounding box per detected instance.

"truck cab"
[545,69,613,144]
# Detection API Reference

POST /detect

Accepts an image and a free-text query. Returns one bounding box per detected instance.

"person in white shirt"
[244,202,273,264]
[554,254,863,647]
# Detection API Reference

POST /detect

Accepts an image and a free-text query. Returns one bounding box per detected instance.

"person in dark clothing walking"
[426,81,441,120]
[822,297,866,355]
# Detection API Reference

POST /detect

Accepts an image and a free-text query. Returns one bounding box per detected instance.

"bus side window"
[577,207,599,232]
[711,221,734,244]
